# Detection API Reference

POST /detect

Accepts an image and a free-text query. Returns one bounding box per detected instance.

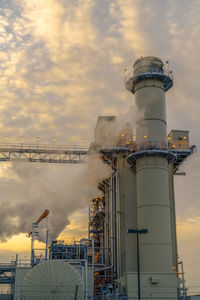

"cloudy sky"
[0,0,199,294]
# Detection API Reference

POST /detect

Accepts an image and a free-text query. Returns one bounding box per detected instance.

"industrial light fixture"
[127,229,148,300]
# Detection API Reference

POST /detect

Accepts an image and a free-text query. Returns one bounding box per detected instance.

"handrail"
[0,142,89,152]
[124,68,173,83]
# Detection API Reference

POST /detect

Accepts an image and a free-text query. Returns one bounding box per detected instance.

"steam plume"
[0,155,111,242]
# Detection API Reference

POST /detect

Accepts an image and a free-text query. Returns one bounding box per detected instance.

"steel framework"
[0,143,89,163]
[0,263,16,284]
[0,142,195,174]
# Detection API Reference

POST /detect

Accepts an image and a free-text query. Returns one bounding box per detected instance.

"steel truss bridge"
[0,143,89,164]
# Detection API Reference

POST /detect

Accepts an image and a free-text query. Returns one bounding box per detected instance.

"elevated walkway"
[0,263,16,284]
[0,143,89,163]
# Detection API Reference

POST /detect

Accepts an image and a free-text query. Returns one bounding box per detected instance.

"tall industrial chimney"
[125,56,178,298]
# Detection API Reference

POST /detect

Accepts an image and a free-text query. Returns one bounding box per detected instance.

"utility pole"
[127,229,148,300]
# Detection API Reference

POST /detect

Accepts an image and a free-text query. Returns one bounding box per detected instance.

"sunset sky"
[0,0,199,294]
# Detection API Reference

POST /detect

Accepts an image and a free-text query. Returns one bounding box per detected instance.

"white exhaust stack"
[125,56,177,298]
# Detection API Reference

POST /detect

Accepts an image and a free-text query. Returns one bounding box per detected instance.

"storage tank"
[21,260,84,299]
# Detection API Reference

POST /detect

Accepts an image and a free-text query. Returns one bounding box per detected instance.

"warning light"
[144,135,147,139]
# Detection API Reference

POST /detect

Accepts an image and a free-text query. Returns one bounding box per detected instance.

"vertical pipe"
[169,163,178,270]
[110,175,114,279]
[31,223,34,264]
[85,259,88,300]
[45,229,49,260]
[45,218,49,260]
[113,174,117,277]
[115,170,121,278]
[88,205,90,240]
[136,232,141,300]
[92,238,95,300]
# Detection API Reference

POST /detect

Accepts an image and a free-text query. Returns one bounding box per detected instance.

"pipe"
[95,174,115,273]
[88,204,90,239]
[110,175,115,279]
[85,258,88,300]
[36,209,49,224]
[45,229,49,260]
[115,169,121,278]
[79,238,95,300]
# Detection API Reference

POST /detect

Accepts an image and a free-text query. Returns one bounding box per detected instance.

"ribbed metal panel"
[21,260,84,299]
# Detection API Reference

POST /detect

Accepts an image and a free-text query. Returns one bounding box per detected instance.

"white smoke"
[0,154,111,242]
[93,113,134,150]
[0,114,136,243]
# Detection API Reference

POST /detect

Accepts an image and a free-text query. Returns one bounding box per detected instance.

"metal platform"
[0,143,89,163]
[127,145,196,174]
[125,70,173,93]
[0,143,196,175]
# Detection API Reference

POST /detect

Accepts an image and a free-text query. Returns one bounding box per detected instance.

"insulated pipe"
[95,174,115,273]
[115,170,121,277]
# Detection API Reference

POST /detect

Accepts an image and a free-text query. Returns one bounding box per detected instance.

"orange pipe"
[36,209,49,224]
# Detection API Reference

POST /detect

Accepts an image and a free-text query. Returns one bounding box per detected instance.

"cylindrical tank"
[135,57,167,149]
[137,156,173,272]
[126,56,177,298]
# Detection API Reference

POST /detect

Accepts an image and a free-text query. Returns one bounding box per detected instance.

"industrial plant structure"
[0,57,196,299]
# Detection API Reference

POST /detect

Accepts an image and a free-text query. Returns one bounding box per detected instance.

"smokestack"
[126,57,177,297]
